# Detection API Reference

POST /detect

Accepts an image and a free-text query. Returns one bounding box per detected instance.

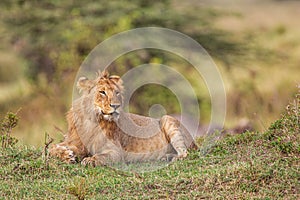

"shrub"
[0,111,19,148]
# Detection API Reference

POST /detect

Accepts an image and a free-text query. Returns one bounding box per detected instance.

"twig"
[53,125,64,135]
[44,132,54,169]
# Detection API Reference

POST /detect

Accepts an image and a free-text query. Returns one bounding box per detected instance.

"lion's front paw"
[49,144,76,164]
[171,148,188,162]
[81,155,106,167]
[81,156,97,167]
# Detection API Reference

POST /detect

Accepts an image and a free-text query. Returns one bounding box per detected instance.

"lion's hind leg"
[160,115,188,161]
[81,151,123,167]
[81,142,124,167]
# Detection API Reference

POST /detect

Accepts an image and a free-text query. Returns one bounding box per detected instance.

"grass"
[0,132,299,199]
[0,90,299,199]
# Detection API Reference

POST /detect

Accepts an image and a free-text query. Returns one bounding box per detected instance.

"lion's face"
[94,77,123,121]
[77,71,123,122]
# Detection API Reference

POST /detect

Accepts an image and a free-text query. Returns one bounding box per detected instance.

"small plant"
[0,111,19,148]
[67,177,88,200]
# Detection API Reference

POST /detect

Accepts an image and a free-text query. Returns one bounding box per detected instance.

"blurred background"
[0,0,299,146]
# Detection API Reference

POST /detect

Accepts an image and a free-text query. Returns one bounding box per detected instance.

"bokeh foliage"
[1,0,239,81]
[0,0,242,117]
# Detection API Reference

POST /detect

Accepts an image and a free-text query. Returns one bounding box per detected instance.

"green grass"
[1,132,299,199]
[1,90,299,199]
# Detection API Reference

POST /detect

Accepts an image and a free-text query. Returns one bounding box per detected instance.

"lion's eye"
[116,92,120,96]
[99,91,106,95]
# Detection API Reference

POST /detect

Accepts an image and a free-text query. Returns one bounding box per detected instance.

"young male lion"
[50,70,196,166]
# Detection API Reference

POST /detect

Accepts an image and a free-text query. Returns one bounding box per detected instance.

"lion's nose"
[110,104,120,110]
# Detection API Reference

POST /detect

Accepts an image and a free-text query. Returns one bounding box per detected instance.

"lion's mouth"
[101,110,119,116]
[99,110,119,121]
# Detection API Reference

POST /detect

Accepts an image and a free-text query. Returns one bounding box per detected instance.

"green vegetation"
[0,89,299,199]
[0,111,19,148]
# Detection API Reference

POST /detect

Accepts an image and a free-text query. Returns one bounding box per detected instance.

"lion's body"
[50,71,196,166]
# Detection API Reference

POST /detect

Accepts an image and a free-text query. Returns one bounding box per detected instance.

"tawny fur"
[50,70,196,166]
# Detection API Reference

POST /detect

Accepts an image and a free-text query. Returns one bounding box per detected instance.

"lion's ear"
[77,77,95,92]
[102,70,110,78]
[109,75,120,81]
[109,75,123,85]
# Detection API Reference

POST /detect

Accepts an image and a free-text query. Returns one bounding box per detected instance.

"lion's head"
[77,70,123,122]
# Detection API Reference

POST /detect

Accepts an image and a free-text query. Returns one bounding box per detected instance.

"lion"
[49,70,196,166]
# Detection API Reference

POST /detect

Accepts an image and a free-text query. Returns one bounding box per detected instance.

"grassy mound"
[0,90,299,199]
